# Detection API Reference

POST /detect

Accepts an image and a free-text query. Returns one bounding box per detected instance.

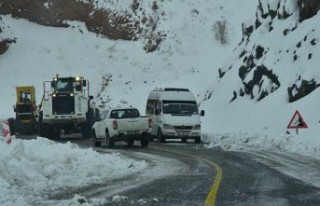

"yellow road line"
[150,146,223,206]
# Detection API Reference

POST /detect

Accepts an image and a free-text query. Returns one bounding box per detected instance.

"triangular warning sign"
[287,110,308,129]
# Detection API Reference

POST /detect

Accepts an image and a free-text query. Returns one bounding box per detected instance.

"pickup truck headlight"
[193,125,201,130]
[163,124,174,130]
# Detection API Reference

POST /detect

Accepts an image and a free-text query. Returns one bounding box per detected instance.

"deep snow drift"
[0,137,147,205]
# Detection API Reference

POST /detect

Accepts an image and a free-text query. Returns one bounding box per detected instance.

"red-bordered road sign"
[287,110,308,129]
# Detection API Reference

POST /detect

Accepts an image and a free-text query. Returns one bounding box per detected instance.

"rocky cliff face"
[203,0,319,104]
[298,0,320,21]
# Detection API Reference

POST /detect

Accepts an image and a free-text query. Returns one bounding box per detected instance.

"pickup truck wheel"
[158,129,165,143]
[105,131,115,148]
[109,138,115,148]
[93,131,101,147]
[140,140,149,147]
[195,137,201,144]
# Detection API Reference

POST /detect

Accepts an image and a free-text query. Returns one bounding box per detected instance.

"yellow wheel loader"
[11,86,38,134]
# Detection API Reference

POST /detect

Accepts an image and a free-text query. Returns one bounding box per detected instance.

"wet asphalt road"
[17,135,320,206]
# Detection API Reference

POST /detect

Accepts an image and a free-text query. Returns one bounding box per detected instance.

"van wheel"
[158,129,165,143]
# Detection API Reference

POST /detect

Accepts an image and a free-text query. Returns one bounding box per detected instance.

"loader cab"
[13,86,38,134]
[14,87,36,113]
[44,76,89,115]
[51,76,86,93]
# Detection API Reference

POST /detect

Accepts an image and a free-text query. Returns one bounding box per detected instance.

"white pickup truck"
[92,108,152,148]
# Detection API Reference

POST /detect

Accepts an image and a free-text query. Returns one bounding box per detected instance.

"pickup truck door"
[96,111,108,138]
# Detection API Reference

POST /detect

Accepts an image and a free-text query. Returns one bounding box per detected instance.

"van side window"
[146,99,158,115]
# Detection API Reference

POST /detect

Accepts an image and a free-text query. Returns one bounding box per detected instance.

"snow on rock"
[0,137,147,205]
[112,195,128,203]
[55,195,107,206]
[137,198,147,205]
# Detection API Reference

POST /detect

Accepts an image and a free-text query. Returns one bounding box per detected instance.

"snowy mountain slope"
[201,0,320,151]
[0,0,258,118]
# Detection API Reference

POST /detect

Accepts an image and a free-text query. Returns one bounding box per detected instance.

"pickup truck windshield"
[110,109,139,119]
[163,103,198,115]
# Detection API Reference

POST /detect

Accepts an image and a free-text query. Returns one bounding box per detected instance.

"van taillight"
[148,118,152,128]
[113,120,118,130]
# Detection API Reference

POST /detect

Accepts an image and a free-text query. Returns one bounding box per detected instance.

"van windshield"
[163,103,198,115]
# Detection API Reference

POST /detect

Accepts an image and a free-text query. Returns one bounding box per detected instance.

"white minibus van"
[146,88,204,143]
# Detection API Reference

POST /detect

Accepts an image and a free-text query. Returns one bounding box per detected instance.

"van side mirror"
[200,110,205,116]
[155,109,161,115]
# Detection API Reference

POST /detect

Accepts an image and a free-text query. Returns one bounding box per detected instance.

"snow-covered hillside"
[201,0,320,154]
[0,0,258,118]
[202,0,320,133]
[2,1,320,205]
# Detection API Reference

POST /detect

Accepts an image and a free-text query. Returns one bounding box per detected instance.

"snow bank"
[0,137,147,205]
[203,131,320,160]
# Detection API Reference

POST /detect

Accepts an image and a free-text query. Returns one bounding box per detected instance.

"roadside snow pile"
[203,132,320,159]
[0,137,147,206]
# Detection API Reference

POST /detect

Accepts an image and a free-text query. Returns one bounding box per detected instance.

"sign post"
[287,110,308,135]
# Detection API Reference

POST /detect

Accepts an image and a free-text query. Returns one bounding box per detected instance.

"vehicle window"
[180,104,198,114]
[20,91,32,102]
[123,109,139,118]
[56,79,73,92]
[163,104,180,114]
[100,110,109,120]
[73,81,81,91]
[146,99,158,115]
[163,103,198,115]
[110,109,139,119]
[110,110,121,119]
